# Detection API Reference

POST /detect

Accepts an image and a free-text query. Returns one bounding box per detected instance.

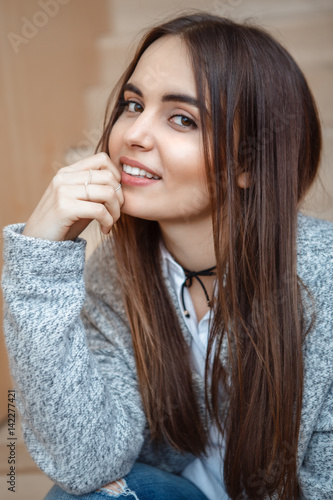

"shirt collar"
[159,239,219,298]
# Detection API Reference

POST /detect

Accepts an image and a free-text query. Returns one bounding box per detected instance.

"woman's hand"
[23,153,123,241]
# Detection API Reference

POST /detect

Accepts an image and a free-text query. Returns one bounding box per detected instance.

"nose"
[123,111,154,151]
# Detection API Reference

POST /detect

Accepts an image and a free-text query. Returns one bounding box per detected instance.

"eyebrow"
[123,82,199,109]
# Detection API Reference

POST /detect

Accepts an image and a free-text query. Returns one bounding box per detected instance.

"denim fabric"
[43,463,209,499]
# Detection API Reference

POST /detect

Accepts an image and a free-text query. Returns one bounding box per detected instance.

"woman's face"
[108,35,211,224]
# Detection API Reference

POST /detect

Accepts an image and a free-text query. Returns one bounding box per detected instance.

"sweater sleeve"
[1,224,146,495]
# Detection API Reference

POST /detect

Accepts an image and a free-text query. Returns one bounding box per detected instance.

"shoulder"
[296,212,332,338]
[297,213,332,401]
[297,211,333,256]
[296,214,333,468]
[296,212,333,286]
[296,212,332,378]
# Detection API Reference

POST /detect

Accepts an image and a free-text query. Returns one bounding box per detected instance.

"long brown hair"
[96,13,321,499]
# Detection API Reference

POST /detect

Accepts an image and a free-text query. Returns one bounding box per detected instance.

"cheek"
[163,139,206,184]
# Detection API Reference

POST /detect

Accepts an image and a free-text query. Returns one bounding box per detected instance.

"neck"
[158,215,215,271]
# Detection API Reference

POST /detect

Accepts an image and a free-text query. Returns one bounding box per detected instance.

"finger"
[61,153,121,182]
[71,200,115,233]
[79,184,123,221]
[54,168,121,189]
[59,184,123,218]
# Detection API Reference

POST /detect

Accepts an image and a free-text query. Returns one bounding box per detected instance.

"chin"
[120,205,158,222]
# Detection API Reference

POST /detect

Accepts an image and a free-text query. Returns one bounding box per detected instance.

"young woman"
[2,12,332,500]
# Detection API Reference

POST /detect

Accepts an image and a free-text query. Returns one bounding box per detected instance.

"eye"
[127,101,143,113]
[170,114,197,129]
[119,98,143,113]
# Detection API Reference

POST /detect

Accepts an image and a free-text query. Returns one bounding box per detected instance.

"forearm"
[2,225,145,494]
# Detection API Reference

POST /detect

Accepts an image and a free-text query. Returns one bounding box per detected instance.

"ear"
[236,171,251,189]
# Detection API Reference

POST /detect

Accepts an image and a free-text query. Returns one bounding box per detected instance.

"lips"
[119,156,162,179]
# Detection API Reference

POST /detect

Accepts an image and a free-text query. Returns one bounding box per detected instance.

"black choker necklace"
[180,265,217,318]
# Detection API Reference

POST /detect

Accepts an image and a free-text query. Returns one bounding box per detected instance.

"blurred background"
[1,0,332,498]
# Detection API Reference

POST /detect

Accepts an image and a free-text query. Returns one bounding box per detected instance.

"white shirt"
[160,242,229,500]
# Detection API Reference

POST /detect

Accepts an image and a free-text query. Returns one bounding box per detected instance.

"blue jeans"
[43,462,209,499]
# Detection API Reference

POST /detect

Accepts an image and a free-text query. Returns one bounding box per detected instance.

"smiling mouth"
[122,163,161,180]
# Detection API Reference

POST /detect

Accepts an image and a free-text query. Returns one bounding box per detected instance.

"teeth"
[122,164,160,180]
[140,169,153,178]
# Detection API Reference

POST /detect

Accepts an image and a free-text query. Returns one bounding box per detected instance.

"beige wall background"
[0,0,110,423]
[1,0,333,422]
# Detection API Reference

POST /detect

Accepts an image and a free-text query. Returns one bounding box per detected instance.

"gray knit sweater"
[2,212,333,498]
